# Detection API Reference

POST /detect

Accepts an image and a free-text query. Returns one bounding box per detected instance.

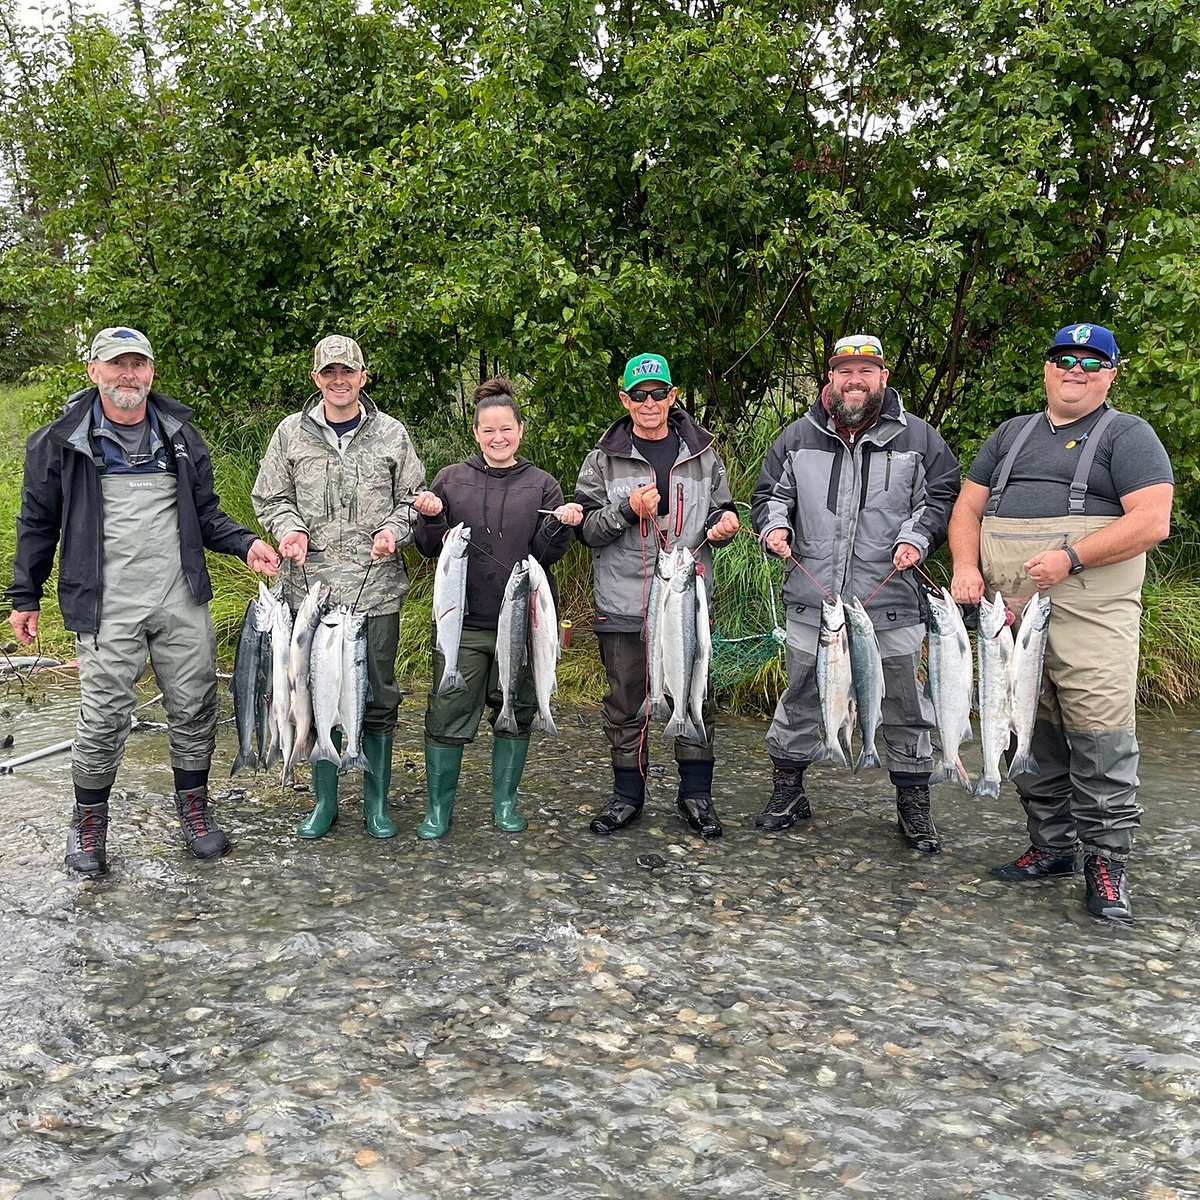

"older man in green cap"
[574,351,740,840]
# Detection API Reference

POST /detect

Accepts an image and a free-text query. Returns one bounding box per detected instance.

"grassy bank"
[4,381,1200,710]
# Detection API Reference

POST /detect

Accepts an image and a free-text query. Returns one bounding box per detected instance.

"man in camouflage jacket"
[252,335,427,840]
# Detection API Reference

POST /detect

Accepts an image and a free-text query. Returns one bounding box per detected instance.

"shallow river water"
[0,684,1197,1200]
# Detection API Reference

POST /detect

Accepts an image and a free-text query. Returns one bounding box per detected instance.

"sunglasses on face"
[626,386,672,403]
[832,341,884,358]
[1047,355,1113,373]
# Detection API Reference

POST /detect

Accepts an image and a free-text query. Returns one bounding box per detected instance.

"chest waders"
[979,409,1142,858]
[72,473,218,790]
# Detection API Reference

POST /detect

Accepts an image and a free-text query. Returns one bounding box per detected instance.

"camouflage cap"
[89,327,154,362]
[313,335,366,372]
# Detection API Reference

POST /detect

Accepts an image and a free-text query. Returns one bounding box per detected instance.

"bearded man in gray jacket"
[751,335,960,852]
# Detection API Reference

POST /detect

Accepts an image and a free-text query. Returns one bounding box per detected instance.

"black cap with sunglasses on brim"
[828,334,885,368]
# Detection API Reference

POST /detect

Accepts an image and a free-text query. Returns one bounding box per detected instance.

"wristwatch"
[1063,545,1085,575]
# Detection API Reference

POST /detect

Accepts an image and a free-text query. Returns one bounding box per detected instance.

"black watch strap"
[1064,545,1084,575]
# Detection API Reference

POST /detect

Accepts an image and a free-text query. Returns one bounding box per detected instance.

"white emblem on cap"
[1071,325,1092,344]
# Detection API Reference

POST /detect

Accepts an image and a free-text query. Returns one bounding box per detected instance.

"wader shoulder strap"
[984,414,1042,516]
[1067,407,1118,516]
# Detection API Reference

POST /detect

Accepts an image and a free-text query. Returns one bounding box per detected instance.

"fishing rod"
[0,692,165,776]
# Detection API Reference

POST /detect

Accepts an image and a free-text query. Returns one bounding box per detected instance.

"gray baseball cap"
[89,327,154,362]
[313,335,365,372]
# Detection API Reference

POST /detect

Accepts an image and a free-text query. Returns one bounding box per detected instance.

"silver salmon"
[257,582,294,783]
[974,592,1014,799]
[496,559,532,735]
[817,595,856,768]
[661,548,704,743]
[926,587,973,790]
[639,549,674,722]
[339,609,370,772]
[527,556,559,737]
[1008,592,1052,780]
[433,523,471,694]
[845,596,885,773]
[285,581,330,781]
[230,596,268,777]
[308,606,346,768]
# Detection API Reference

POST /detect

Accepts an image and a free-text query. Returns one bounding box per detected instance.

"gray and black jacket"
[7,388,257,635]
[751,387,960,630]
[575,408,736,634]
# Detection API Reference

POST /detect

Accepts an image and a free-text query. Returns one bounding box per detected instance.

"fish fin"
[338,751,370,773]
[961,715,974,744]
[308,739,341,767]
[951,757,972,790]
[635,698,649,720]
[853,746,881,773]
[972,775,1000,799]
[837,729,854,767]
[437,669,468,695]
[663,713,703,743]
[532,712,559,737]
[495,708,519,735]
[230,748,257,778]
[1007,752,1040,780]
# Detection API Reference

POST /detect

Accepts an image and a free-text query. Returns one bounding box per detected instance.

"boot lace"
[897,788,936,836]
[77,807,106,852]
[765,772,806,817]
[180,792,215,838]
[1088,857,1124,903]
[1014,845,1048,870]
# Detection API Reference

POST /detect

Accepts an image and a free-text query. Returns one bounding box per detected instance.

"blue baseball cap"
[1047,323,1119,366]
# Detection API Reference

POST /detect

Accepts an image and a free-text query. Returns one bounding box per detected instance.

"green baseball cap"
[622,353,672,391]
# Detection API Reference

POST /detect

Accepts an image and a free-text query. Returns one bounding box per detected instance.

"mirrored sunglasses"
[1047,354,1112,373]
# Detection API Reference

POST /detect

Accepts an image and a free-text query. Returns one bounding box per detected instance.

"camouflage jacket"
[252,394,425,615]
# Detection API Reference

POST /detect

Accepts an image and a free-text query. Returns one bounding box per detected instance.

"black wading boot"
[992,844,1081,882]
[756,762,811,832]
[1084,854,1132,920]
[65,803,109,877]
[896,784,941,854]
[589,767,645,835]
[174,788,230,860]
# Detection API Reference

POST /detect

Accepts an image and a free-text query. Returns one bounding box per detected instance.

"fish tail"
[230,748,256,778]
[952,757,972,790]
[1007,751,1040,780]
[532,712,559,737]
[308,737,341,767]
[495,706,519,735]
[853,746,881,773]
[339,751,370,773]
[635,698,649,720]
[438,668,468,695]
[973,774,1000,799]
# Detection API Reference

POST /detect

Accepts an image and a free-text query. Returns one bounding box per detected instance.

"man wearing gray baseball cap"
[6,326,281,876]
[252,333,429,840]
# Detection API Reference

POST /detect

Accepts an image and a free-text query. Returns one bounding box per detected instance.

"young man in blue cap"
[949,322,1174,919]
[574,352,740,839]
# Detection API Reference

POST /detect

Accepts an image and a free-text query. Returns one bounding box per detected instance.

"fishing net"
[707,516,787,690]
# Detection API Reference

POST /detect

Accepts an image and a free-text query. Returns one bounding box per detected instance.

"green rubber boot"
[418,742,463,840]
[492,737,530,833]
[361,732,398,839]
[299,760,339,839]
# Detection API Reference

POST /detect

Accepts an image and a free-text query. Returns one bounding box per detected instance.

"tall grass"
[5,381,1200,710]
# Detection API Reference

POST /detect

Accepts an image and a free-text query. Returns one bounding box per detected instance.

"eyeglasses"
[832,340,884,359]
[1047,354,1113,373]
[625,386,672,403]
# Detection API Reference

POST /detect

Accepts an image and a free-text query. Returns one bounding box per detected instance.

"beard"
[99,380,151,411]
[829,380,884,430]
